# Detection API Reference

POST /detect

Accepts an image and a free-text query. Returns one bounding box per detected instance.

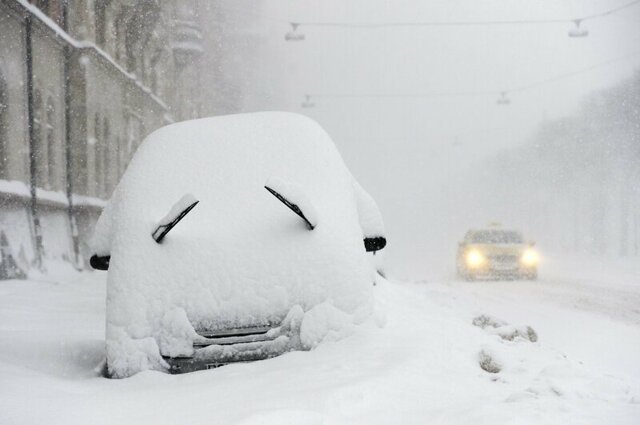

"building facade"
[0,0,203,277]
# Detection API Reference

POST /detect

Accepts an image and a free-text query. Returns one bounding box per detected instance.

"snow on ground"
[1,256,639,424]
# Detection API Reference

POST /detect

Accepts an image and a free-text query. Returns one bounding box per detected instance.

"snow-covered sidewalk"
[1,258,639,424]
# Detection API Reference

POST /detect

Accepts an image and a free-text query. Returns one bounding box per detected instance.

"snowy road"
[1,257,639,424]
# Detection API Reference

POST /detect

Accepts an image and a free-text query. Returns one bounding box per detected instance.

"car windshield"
[469,230,523,244]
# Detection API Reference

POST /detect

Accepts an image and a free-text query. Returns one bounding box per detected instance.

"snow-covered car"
[90,112,387,378]
[456,228,538,281]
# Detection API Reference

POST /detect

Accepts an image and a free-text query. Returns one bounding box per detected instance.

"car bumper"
[460,266,537,280]
[164,335,293,373]
[162,316,302,374]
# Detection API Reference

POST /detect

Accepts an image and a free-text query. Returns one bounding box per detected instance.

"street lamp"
[301,95,315,108]
[285,23,305,41]
[496,92,511,105]
[568,19,589,38]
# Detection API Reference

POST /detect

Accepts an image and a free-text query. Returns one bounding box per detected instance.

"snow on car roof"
[466,229,524,244]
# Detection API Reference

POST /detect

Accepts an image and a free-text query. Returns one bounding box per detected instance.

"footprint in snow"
[473,314,538,374]
[472,314,538,343]
[478,349,502,373]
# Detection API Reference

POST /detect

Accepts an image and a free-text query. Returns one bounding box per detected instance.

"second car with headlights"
[456,228,539,280]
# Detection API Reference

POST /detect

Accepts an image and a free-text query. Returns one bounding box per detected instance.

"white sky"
[220,0,640,278]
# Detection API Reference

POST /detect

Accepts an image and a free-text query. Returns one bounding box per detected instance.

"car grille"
[164,323,288,374]
[489,254,519,270]
[490,254,518,263]
[193,325,276,347]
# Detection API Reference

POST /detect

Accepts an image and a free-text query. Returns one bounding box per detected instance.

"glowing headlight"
[521,249,539,266]
[465,250,485,268]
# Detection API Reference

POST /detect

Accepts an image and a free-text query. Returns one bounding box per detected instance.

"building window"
[32,0,49,14]
[93,113,102,197]
[31,0,64,26]
[116,136,122,178]
[46,98,55,190]
[95,1,107,47]
[0,70,7,180]
[102,117,110,196]
[33,89,47,189]
[125,113,142,166]
[114,12,126,62]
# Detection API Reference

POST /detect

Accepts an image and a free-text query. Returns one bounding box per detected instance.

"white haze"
[202,0,640,279]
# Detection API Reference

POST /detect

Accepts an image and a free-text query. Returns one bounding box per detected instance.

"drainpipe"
[61,1,80,267]
[25,14,44,270]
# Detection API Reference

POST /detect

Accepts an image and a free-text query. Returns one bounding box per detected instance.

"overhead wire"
[205,2,640,105]
[508,49,640,92]
[307,90,495,99]
[292,0,640,29]
[578,0,640,21]
[303,49,640,102]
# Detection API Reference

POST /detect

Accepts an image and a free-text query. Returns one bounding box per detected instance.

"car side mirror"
[90,254,110,270]
[364,236,386,253]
